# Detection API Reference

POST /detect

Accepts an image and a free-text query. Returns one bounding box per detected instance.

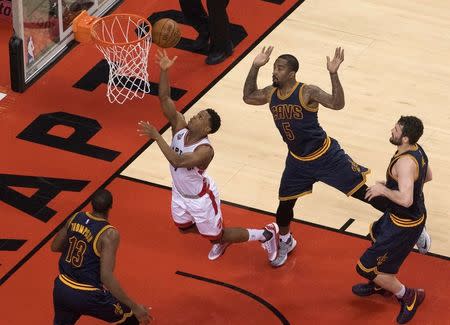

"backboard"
[9,0,122,92]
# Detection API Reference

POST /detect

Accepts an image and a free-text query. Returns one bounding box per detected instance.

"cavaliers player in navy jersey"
[242,46,430,267]
[353,116,431,324]
[51,190,152,324]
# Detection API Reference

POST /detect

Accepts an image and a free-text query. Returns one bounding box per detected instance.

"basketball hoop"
[73,11,152,104]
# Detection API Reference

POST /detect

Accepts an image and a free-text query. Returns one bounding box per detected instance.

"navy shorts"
[279,138,369,200]
[358,212,425,274]
[53,276,135,325]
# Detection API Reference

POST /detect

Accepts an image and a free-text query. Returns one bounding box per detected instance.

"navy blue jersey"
[269,82,328,159]
[59,212,114,288]
[386,144,428,221]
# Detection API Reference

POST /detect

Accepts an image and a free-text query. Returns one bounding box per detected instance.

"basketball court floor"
[1,0,449,324]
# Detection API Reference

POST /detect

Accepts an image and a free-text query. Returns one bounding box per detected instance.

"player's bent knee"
[356,262,377,281]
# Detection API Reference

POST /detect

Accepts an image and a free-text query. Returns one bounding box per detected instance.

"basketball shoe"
[396,288,425,324]
[208,242,230,260]
[270,234,297,267]
[352,281,391,297]
[261,222,279,261]
[416,227,431,254]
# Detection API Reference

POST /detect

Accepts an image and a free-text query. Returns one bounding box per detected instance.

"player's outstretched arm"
[302,47,345,110]
[243,46,274,105]
[99,228,152,324]
[138,121,213,169]
[156,49,187,134]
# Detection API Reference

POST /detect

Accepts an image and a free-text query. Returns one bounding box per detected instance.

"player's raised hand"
[156,49,177,71]
[138,121,160,140]
[253,46,274,68]
[327,47,344,74]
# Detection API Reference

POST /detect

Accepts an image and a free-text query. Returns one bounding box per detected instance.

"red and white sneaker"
[261,222,279,262]
[208,242,231,260]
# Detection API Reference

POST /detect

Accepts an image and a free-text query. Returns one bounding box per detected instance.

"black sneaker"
[205,41,234,65]
[352,282,391,297]
[188,33,210,52]
[396,288,425,324]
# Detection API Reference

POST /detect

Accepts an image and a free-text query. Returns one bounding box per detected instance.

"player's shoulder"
[172,124,188,138]
[171,113,188,134]
[395,154,418,169]
[101,226,119,242]
[264,85,276,99]
[195,141,214,152]
[264,85,275,92]
[301,83,320,94]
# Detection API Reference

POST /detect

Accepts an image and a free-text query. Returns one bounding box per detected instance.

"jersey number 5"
[282,122,295,140]
[65,236,87,267]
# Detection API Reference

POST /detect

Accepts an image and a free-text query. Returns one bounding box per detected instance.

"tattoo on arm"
[243,65,260,98]
[329,73,345,109]
[243,66,271,105]
[305,74,345,110]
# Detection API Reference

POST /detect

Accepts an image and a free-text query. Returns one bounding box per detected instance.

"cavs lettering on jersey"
[170,128,214,196]
[386,144,428,225]
[58,211,114,290]
[269,82,330,160]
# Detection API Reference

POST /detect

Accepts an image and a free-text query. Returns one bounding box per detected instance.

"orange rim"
[90,13,152,47]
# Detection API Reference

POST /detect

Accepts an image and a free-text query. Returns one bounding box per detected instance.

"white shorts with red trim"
[171,183,223,240]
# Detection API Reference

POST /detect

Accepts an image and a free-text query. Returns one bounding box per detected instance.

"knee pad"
[356,262,377,281]
[276,199,296,227]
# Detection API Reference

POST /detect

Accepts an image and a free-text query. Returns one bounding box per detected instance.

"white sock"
[280,233,291,242]
[395,284,406,298]
[247,229,265,241]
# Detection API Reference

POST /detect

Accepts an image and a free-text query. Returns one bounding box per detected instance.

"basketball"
[151,18,181,48]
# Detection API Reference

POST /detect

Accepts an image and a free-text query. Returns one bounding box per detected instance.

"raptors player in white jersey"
[138,50,279,261]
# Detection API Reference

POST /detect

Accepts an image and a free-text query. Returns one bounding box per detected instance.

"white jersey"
[170,128,215,197]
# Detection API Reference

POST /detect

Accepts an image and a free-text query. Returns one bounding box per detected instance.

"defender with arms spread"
[242,47,430,267]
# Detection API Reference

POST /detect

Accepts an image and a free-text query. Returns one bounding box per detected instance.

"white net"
[91,14,152,104]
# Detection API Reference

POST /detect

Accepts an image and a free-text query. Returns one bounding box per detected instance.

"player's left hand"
[327,47,344,74]
[155,49,177,71]
[138,121,160,140]
[365,181,386,201]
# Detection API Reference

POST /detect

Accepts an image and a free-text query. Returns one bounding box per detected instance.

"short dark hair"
[398,116,424,144]
[206,108,221,134]
[91,189,113,213]
[278,54,299,72]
